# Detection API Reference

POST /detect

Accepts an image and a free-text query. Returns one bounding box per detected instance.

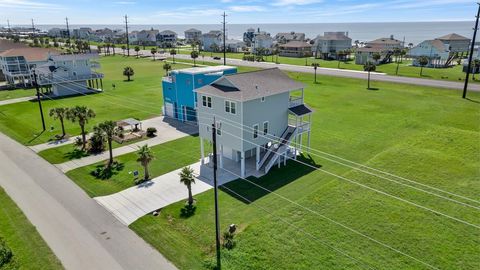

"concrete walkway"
[0,96,36,106]
[0,132,177,270]
[56,117,198,172]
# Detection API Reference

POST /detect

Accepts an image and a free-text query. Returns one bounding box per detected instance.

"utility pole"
[33,70,46,131]
[463,2,480,99]
[65,17,70,43]
[7,19,10,32]
[222,12,227,65]
[211,119,221,270]
[31,19,35,36]
[125,15,130,57]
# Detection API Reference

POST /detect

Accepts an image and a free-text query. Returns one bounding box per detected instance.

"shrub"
[73,137,83,149]
[89,127,106,154]
[222,230,235,250]
[0,238,13,267]
[146,127,157,137]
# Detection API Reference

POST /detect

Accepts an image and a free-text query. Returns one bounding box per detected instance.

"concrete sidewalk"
[55,117,198,172]
[0,96,36,106]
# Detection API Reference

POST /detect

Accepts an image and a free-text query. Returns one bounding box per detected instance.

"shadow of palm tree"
[90,162,125,180]
[221,154,320,204]
[64,149,89,160]
[180,204,197,218]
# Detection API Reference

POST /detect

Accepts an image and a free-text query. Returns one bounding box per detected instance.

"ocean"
[31,21,474,45]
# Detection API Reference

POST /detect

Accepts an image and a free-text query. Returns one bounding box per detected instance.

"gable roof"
[195,68,304,102]
[367,37,402,45]
[0,47,61,62]
[0,39,28,52]
[185,28,201,33]
[317,32,351,41]
[424,39,449,52]
[280,40,312,48]
[436,33,470,41]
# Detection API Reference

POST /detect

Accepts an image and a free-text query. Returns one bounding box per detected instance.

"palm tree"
[472,59,480,80]
[150,47,157,61]
[408,43,414,49]
[134,46,140,58]
[170,48,177,64]
[49,107,69,138]
[311,63,320,83]
[372,52,381,64]
[67,106,96,150]
[393,48,401,75]
[111,44,116,56]
[97,45,103,54]
[354,40,360,48]
[363,61,376,90]
[137,144,154,181]
[191,50,199,67]
[121,45,126,55]
[417,56,429,76]
[163,62,172,75]
[123,66,134,81]
[337,50,345,68]
[179,166,196,206]
[98,121,120,167]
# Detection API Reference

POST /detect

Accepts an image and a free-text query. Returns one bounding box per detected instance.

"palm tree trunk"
[420,67,423,76]
[81,125,86,150]
[188,185,193,206]
[173,55,175,64]
[367,71,371,89]
[144,164,149,180]
[60,118,65,137]
[108,138,113,166]
[314,70,317,83]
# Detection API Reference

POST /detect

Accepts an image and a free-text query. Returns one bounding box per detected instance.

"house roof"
[424,39,449,52]
[0,47,60,62]
[185,28,201,33]
[317,32,351,41]
[174,65,236,75]
[280,41,312,48]
[436,33,470,41]
[289,104,312,116]
[0,39,28,52]
[367,37,402,45]
[160,30,177,35]
[195,68,304,102]
[275,32,305,41]
[50,53,99,61]
[356,46,385,53]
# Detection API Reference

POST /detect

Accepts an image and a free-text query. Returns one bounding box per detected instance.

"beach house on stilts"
[195,68,312,180]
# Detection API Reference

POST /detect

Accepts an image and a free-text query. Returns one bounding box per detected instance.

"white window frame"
[263,121,269,135]
[225,100,236,114]
[253,124,258,139]
[216,121,222,136]
[261,96,265,102]
[203,95,212,108]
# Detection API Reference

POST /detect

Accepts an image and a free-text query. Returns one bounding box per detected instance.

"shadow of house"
[221,154,320,204]
[162,116,199,135]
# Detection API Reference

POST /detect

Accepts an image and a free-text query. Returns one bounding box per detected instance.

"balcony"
[38,72,104,85]
[289,96,303,108]
[162,76,173,83]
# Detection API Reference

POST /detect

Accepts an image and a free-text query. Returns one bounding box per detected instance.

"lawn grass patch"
[0,187,63,269]
[66,135,201,197]
[0,88,36,101]
[131,71,480,270]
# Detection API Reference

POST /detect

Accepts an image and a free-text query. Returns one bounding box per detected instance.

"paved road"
[0,96,36,106]
[0,132,177,270]
[55,116,198,172]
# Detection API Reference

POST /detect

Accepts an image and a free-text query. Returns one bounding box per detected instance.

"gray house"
[184,28,202,44]
[157,30,177,47]
[195,68,312,178]
[312,32,352,59]
[274,32,306,44]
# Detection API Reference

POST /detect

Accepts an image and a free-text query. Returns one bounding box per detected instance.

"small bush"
[89,128,106,154]
[222,230,235,250]
[0,238,13,267]
[73,137,83,149]
[146,127,157,137]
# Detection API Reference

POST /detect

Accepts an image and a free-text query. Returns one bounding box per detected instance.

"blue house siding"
[162,66,237,122]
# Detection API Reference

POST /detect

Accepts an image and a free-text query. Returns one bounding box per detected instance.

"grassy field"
[66,135,201,197]
[0,56,190,146]
[129,71,480,270]
[0,187,63,269]
[0,88,36,101]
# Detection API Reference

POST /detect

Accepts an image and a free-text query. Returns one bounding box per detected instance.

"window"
[263,121,268,135]
[202,96,212,108]
[253,124,258,139]
[225,100,236,114]
[261,96,265,102]
[216,121,222,136]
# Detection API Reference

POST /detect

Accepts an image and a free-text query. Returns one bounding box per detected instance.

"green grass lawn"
[0,187,63,269]
[129,72,480,270]
[66,135,201,197]
[38,135,151,164]
[0,56,190,146]
[0,88,36,101]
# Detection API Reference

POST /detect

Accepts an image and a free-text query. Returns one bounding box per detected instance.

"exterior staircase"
[259,126,296,174]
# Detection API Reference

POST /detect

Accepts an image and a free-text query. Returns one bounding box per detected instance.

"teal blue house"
[162,65,237,122]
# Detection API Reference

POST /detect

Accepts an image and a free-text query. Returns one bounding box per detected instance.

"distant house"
[224,40,245,53]
[128,31,139,44]
[202,30,223,52]
[36,54,104,96]
[157,30,177,47]
[436,33,470,54]
[93,28,115,43]
[72,28,93,40]
[279,41,312,57]
[162,65,237,122]
[195,68,312,179]
[137,29,159,46]
[243,28,256,47]
[252,31,274,54]
[274,32,306,44]
[355,46,387,65]
[312,32,352,59]
[184,28,202,44]
[48,28,69,38]
[0,47,60,87]
[365,35,403,50]
[409,40,450,68]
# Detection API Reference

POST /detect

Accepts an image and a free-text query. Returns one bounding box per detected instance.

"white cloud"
[114,1,136,4]
[0,0,64,9]
[271,0,322,6]
[229,5,265,12]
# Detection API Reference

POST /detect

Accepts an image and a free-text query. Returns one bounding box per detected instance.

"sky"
[0,0,477,25]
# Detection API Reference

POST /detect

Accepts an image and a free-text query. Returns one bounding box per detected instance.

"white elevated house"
[312,32,352,59]
[36,53,104,96]
[195,68,312,179]
[409,40,450,67]
[202,30,223,52]
[184,28,202,44]
[252,32,274,54]
[157,30,177,47]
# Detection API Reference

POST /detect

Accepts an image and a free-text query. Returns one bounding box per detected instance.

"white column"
[284,151,287,166]
[278,153,281,168]
[255,146,260,171]
[200,137,205,164]
[240,151,245,178]
[220,145,224,169]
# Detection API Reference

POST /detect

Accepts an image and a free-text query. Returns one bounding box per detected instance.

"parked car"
[213,56,221,60]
